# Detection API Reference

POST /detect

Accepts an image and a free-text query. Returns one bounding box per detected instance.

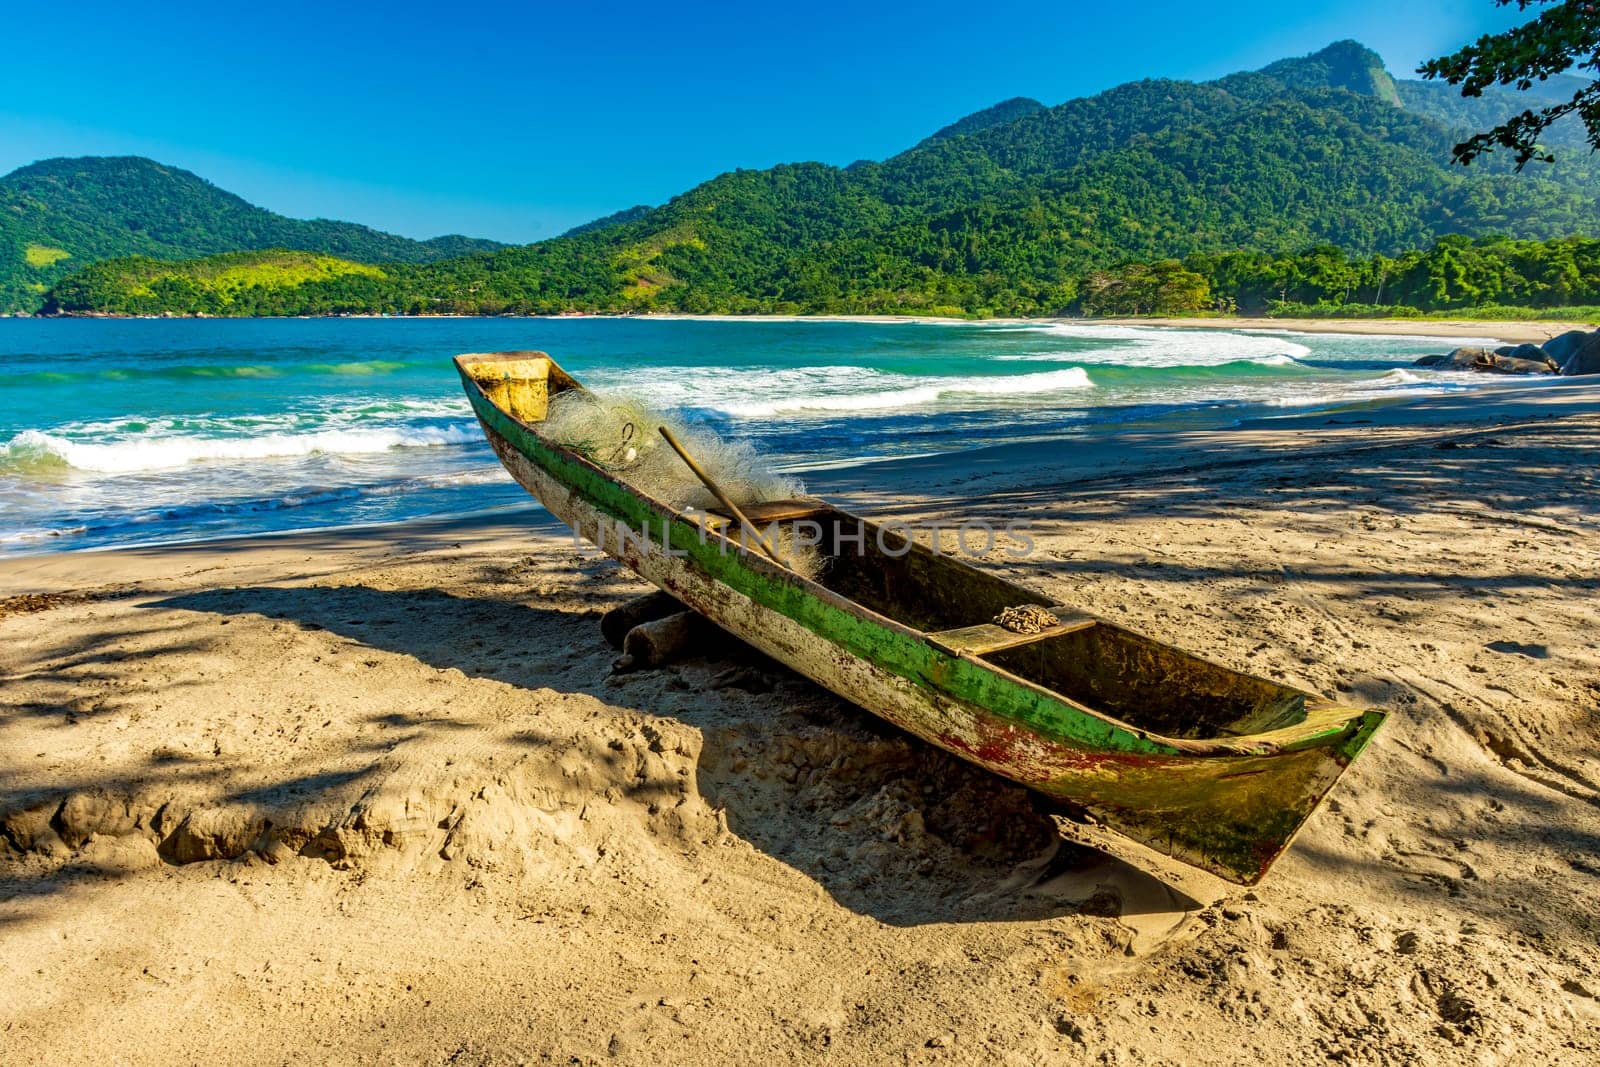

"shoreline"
[12,312,1586,562]
[7,375,1600,587]
[1083,314,1595,343]
[14,310,1593,343]
[645,312,1593,342]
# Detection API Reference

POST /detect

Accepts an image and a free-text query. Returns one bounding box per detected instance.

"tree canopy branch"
[1420,0,1600,166]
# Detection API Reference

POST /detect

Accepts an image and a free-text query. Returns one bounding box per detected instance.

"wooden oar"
[657,426,785,565]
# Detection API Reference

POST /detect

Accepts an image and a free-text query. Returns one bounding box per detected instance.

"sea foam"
[3,423,480,474]
[1001,323,1312,367]
[623,365,1096,417]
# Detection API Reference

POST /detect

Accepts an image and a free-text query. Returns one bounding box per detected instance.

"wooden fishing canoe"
[455,350,1385,885]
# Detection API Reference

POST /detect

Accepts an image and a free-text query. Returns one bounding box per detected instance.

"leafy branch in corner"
[1421,0,1600,167]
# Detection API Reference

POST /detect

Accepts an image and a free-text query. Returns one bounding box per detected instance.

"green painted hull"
[456,351,1385,884]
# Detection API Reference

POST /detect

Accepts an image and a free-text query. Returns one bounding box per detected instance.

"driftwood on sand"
[613,611,724,673]
[600,589,686,649]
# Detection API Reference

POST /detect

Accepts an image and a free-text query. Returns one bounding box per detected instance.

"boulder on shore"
[1558,331,1600,376]
[1495,342,1551,364]
[1442,346,1498,370]
[1541,330,1591,365]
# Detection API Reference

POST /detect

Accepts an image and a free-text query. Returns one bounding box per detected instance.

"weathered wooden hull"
[457,353,1384,884]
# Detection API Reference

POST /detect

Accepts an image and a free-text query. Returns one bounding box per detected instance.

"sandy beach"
[642,312,1594,345]
[1086,315,1597,344]
[4,380,1600,1063]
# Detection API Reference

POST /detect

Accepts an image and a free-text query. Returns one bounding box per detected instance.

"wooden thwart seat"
[703,498,830,524]
[925,613,1097,657]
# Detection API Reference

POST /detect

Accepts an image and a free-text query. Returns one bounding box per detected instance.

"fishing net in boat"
[541,391,801,508]
[540,391,823,579]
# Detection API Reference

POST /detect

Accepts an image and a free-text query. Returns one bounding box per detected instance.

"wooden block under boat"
[925,615,1097,657]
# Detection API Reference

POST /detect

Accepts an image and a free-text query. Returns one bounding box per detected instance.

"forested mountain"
[0,156,503,311]
[37,41,1600,318]
[1396,72,1596,161]
[1259,38,1402,105]
[560,204,655,237]
[908,97,1047,152]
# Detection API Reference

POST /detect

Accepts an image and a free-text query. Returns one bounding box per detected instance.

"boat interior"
[738,507,1309,741]
[460,352,1311,742]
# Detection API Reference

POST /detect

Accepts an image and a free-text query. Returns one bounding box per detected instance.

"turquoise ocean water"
[0,317,1521,555]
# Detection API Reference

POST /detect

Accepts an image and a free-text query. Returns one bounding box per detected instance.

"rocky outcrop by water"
[1414,347,1557,375]
[1416,329,1600,376]
[1553,332,1600,376]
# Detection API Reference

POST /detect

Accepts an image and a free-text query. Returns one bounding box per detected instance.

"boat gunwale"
[453,350,1379,759]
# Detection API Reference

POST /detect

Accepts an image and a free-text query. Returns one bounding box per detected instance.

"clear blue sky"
[0,0,1524,243]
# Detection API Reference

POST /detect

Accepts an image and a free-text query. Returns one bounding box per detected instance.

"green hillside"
[1260,38,1401,106]
[0,156,503,311]
[40,41,1600,318]
[561,204,655,237]
[1087,234,1600,316]
[908,96,1047,151]
[43,250,392,317]
[48,234,1600,321]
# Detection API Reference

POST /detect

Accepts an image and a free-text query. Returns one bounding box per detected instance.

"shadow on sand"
[4,578,1202,930]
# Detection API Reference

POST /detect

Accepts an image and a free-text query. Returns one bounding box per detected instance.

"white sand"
[642,311,1595,344]
[1083,315,1595,344]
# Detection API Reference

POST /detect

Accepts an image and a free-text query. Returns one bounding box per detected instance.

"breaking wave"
[720,367,1094,416]
[605,364,1096,417]
[1002,322,1313,366]
[2,423,480,474]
